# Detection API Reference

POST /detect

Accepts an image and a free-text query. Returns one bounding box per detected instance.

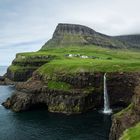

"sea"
[0,66,111,140]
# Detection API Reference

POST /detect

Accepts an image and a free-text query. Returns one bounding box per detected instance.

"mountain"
[1,23,140,140]
[115,34,140,48]
[42,23,140,49]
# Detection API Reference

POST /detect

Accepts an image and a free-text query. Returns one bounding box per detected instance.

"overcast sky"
[0,0,140,65]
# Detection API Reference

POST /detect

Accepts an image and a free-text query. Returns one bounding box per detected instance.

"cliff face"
[53,23,96,37]
[3,72,102,113]
[6,54,53,81]
[41,23,129,49]
[41,23,140,49]
[115,35,140,49]
[2,72,139,114]
[109,74,140,140]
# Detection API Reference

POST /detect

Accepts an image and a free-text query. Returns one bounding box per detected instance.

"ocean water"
[0,66,111,140]
[0,66,7,76]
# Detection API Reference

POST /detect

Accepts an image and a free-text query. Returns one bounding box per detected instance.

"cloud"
[0,0,140,65]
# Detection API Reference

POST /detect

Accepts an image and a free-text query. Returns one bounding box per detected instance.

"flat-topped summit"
[42,23,118,49]
[53,23,96,37]
[42,23,140,49]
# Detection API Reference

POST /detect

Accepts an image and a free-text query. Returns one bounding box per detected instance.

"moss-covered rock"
[109,77,140,140]
[6,53,55,81]
[3,72,140,115]
[119,122,140,140]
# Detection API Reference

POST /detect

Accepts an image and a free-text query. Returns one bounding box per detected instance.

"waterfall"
[103,73,112,114]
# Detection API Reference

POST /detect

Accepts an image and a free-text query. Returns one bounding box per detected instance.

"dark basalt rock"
[0,76,5,85]
[41,23,140,49]
[115,35,140,49]
[53,23,96,37]
[58,72,102,88]
[5,55,54,82]
[107,73,138,107]
[58,72,138,107]
[109,74,140,140]
[0,76,5,81]
[6,68,35,82]
[2,72,140,139]
[42,23,129,49]
[2,72,139,115]
[3,81,101,114]
[0,76,15,85]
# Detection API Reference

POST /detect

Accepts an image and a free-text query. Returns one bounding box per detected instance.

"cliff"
[115,35,140,49]
[3,72,139,114]
[1,23,140,140]
[109,75,140,140]
[6,53,54,81]
[42,23,140,49]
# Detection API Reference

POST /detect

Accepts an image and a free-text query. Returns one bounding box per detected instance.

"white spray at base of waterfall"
[103,73,112,114]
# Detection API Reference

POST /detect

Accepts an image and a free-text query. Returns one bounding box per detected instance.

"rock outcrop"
[115,35,140,49]
[2,78,100,114]
[42,23,128,49]
[53,23,96,37]
[2,72,139,114]
[6,54,54,82]
[7,67,35,82]
[109,73,140,140]
[41,23,140,49]
[0,76,5,85]
[0,76,15,85]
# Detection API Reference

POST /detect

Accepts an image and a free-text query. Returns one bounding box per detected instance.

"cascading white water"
[103,73,112,114]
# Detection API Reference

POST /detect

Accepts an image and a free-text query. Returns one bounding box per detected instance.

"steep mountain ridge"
[42,23,140,49]
[115,34,140,48]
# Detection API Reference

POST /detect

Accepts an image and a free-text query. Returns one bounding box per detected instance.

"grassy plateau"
[8,44,140,137]
[12,45,140,78]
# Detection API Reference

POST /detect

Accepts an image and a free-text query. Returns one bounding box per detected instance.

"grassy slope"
[38,45,140,76]
[114,103,134,118]
[8,53,54,73]
[13,45,140,77]
[48,81,72,91]
[120,122,140,140]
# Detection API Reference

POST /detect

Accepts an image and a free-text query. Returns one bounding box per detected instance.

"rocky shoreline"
[109,77,140,140]
[1,70,140,140]
[2,72,139,113]
[1,23,140,140]
[0,76,15,85]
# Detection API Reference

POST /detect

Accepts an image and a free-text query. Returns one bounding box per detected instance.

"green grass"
[120,122,140,140]
[115,103,133,118]
[36,45,140,78]
[19,45,140,60]
[8,65,37,73]
[15,53,55,62]
[10,45,140,77]
[48,81,72,91]
[47,80,95,93]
